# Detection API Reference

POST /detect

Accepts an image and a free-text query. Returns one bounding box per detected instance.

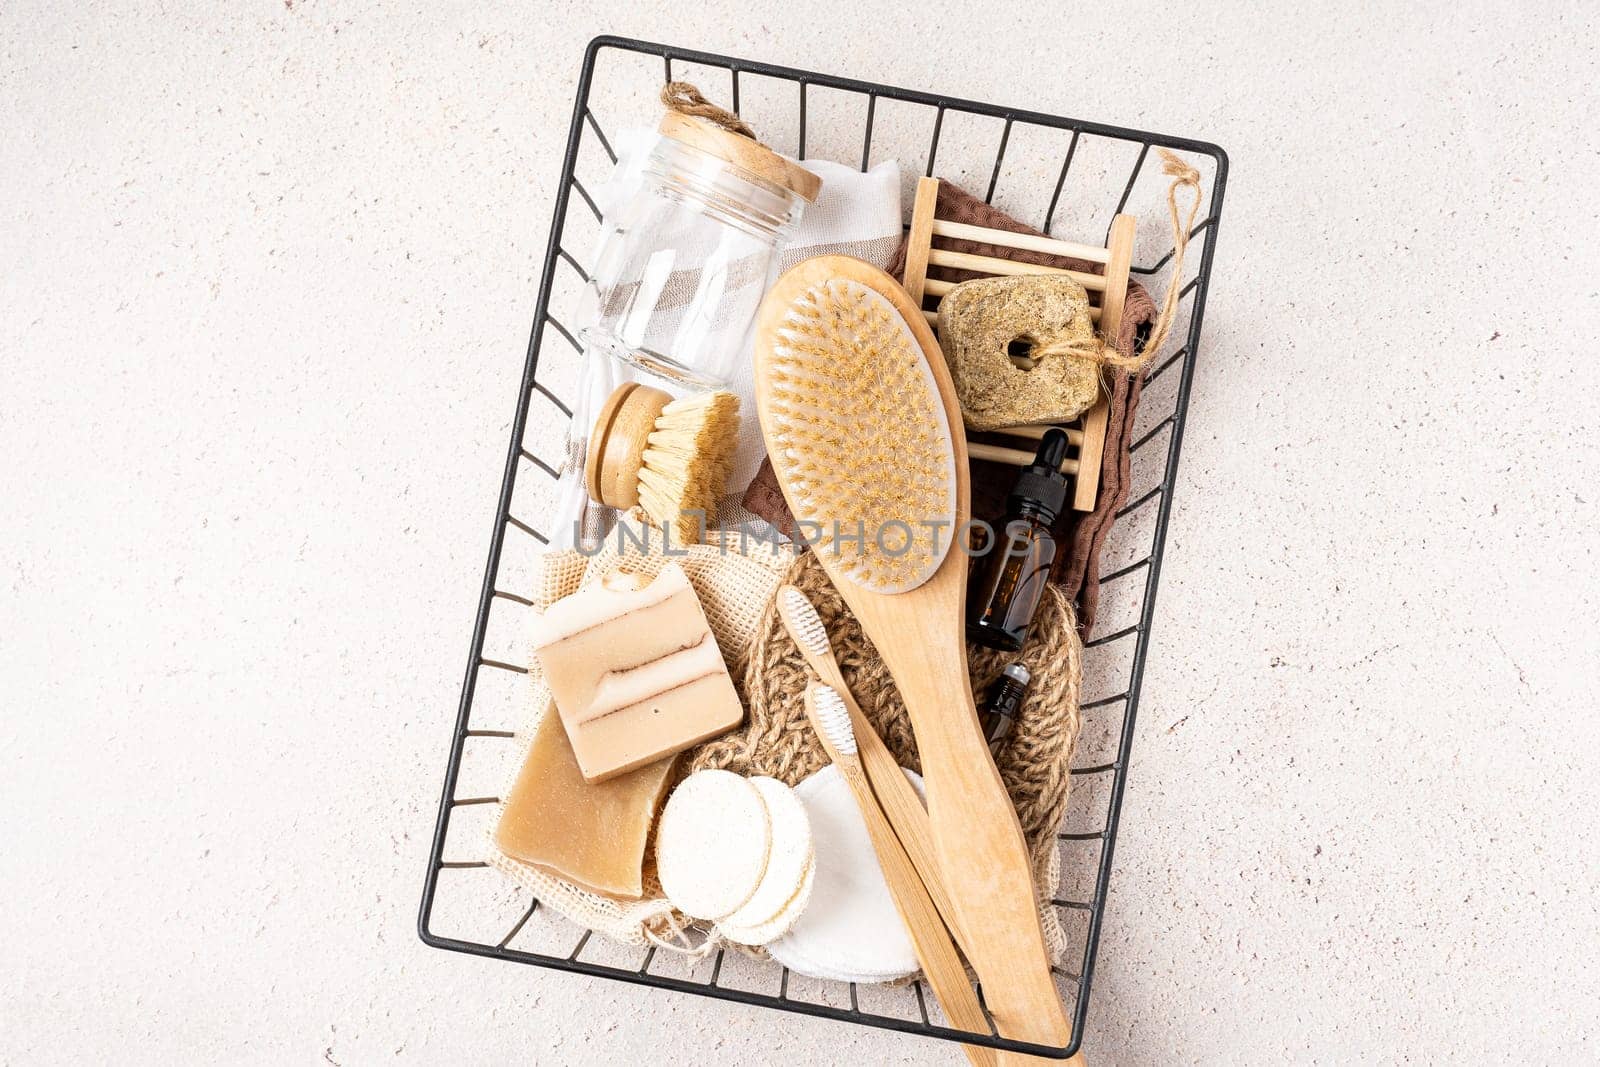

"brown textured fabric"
[743,181,1156,634]
[739,463,797,539]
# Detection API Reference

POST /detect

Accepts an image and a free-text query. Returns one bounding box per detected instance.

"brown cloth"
[743,181,1155,635]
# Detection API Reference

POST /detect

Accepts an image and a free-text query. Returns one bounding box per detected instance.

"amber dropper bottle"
[967,428,1069,652]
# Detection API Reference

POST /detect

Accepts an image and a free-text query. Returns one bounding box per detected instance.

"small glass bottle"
[981,663,1031,754]
[967,428,1070,652]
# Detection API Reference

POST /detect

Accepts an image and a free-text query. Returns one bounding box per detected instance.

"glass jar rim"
[644,138,804,239]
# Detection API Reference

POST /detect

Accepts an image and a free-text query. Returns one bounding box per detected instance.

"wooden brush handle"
[849,577,1074,1058]
[583,382,671,509]
[841,756,997,1067]
[839,699,1082,1066]
[802,690,996,1067]
[839,704,1084,1067]
[848,704,971,947]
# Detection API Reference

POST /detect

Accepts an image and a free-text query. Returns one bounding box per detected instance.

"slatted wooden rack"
[900,175,1137,512]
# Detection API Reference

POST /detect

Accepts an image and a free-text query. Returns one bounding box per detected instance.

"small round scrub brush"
[585,382,740,545]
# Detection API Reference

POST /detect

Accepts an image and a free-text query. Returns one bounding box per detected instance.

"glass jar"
[580,116,818,390]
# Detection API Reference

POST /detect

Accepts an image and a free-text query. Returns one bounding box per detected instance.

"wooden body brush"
[584,382,740,545]
[754,256,1073,1057]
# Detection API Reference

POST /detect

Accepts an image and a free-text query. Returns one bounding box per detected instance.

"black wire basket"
[419,35,1228,1059]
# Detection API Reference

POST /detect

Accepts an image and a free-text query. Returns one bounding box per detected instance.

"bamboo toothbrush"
[585,382,740,545]
[754,256,1072,1056]
[803,683,996,1067]
[775,583,972,952]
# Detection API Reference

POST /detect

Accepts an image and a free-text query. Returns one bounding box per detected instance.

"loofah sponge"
[938,274,1100,431]
[655,769,772,921]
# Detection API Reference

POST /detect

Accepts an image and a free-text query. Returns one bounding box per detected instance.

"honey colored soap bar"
[493,702,674,899]
[531,563,744,782]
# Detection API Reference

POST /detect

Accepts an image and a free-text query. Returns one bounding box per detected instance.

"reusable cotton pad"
[718,776,815,938]
[717,859,815,947]
[656,770,771,920]
[766,764,925,983]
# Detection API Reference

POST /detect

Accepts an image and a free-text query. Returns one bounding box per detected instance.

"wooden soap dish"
[968,424,1084,476]
[900,176,1137,512]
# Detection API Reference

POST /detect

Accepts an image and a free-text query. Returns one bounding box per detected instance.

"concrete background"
[3,1,1597,1063]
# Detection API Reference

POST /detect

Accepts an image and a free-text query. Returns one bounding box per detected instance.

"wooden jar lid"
[585,382,674,510]
[658,111,822,204]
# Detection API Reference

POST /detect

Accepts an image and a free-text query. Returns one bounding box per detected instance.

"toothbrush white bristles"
[808,684,857,756]
[779,587,829,658]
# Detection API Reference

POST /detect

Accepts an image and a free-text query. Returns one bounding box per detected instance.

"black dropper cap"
[1006,428,1070,523]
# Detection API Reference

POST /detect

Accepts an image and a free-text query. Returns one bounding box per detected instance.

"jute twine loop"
[661,80,760,141]
[1136,148,1204,364]
[1033,147,1205,373]
[685,549,1082,879]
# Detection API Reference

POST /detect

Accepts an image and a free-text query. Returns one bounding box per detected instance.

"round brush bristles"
[764,278,957,594]
[637,390,741,546]
[809,684,857,756]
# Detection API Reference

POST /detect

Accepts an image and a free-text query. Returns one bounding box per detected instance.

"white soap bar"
[530,563,744,782]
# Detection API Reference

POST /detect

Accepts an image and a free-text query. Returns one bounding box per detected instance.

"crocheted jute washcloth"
[686,549,1084,962]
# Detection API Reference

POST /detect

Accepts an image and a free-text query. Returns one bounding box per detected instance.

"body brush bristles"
[763,275,957,593]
